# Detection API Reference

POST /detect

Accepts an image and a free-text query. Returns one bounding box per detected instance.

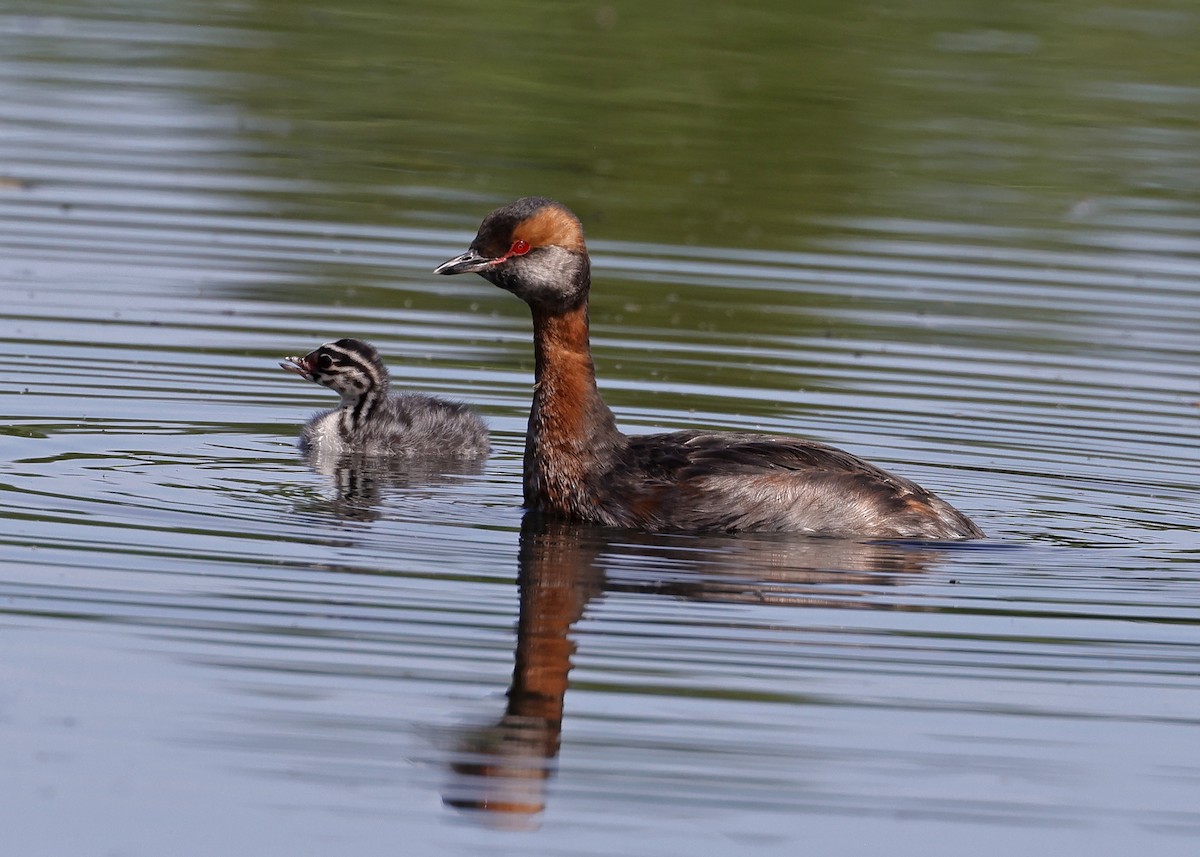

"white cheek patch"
[515,246,583,302]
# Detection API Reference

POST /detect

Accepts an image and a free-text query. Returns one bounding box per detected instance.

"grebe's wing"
[617,431,981,538]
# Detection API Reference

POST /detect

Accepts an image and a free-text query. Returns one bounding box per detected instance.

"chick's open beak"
[279,355,314,379]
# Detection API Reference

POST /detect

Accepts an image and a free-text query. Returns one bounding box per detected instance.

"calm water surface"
[2,2,1199,855]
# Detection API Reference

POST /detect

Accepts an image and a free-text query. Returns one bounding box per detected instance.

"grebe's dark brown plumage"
[280,338,489,459]
[435,198,982,539]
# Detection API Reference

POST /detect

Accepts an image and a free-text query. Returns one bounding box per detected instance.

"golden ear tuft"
[514,204,587,254]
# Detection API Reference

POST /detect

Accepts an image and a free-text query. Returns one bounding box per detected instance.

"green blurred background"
[156,0,1200,245]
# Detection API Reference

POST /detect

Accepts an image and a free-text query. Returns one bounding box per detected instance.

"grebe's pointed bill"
[279,355,314,380]
[434,248,492,276]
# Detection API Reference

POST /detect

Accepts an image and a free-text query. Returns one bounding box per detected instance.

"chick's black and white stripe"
[323,339,388,436]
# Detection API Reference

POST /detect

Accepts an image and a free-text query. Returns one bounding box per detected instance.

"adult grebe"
[435,198,980,539]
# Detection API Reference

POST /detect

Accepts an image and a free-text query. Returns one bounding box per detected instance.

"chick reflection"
[279,337,489,521]
[444,514,950,824]
[294,449,486,521]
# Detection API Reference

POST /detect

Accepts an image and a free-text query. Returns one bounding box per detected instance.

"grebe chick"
[280,338,489,458]
[434,197,982,539]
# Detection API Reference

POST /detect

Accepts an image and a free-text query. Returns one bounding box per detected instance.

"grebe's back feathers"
[609,430,982,538]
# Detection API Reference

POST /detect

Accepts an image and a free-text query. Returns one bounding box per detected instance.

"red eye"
[511,239,530,256]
